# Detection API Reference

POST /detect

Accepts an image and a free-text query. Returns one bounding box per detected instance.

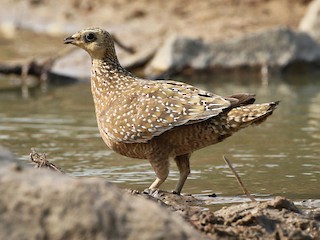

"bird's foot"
[143,188,163,197]
[172,190,181,195]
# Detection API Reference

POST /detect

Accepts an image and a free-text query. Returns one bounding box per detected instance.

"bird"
[64,27,279,194]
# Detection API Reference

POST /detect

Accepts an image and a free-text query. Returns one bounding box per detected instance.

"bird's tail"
[227,101,279,130]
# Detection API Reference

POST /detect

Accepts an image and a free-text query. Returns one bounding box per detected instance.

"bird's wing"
[100,80,231,143]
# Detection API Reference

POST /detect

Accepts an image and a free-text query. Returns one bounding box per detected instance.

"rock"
[0,145,15,162]
[52,49,91,80]
[0,158,205,240]
[52,46,156,80]
[299,0,320,42]
[1,151,319,240]
[145,27,320,77]
[144,35,207,76]
[120,46,157,71]
[198,197,319,239]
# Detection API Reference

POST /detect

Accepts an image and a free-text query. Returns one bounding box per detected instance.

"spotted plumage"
[64,28,279,194]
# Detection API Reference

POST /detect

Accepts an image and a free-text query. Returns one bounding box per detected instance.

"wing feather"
[100,80,231,143]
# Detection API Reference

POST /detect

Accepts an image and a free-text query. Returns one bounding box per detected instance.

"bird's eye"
[85,32,96,42]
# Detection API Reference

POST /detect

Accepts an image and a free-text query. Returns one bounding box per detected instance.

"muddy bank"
[0,147,319,240]
[129,190,320,239]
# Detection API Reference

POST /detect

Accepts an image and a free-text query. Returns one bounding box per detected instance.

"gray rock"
[212,197,319,239]
[52,46,156,80]
[52,49,91,80]
[145,27,320,76]
[0,145,15,162]
[0,159,204,240]
[144,35,207,76]
[299,0,320,42]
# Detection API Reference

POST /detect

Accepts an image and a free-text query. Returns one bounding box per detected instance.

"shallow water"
[0,73,319,204]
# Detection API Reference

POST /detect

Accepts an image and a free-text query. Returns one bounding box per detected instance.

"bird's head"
[64,27,117,61]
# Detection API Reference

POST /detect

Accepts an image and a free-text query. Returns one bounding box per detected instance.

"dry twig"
[223,155,256,202]
[30,148,64,174]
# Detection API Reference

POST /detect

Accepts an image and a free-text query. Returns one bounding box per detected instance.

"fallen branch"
[30,148,64,174]
[0,33,135,77]
[223,155,256,202]
[0,47,76,77]
[0,33,135,95]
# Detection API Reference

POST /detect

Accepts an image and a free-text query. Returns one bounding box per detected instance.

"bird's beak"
[64,36,76,44]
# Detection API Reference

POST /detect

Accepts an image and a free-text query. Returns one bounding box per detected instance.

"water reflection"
[307,91,320,140]
[0,75,319,202]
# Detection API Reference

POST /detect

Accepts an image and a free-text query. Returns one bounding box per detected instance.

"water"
[0,74,319,204]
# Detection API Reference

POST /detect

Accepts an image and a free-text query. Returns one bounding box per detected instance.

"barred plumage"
[64,28,279,194]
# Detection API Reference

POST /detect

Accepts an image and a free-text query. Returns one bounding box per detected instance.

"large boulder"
[0,158,205,240]
[299,0,320,43]
[145,27,320,76]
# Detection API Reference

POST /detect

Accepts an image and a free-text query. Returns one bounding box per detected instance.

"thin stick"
[223,155,256,202]
[112,34,136,54]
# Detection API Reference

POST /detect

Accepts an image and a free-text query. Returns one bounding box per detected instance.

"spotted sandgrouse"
[64,28,279,194]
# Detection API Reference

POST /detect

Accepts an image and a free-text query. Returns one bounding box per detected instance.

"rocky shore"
[2,0,320,81]
[0,147,319,240]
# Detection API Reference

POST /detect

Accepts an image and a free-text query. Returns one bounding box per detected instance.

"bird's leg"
[148,157,169,190]
[173,153,191,194]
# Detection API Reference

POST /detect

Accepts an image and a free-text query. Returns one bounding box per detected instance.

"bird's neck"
[90,58,137,114]
[91,58,134,81]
